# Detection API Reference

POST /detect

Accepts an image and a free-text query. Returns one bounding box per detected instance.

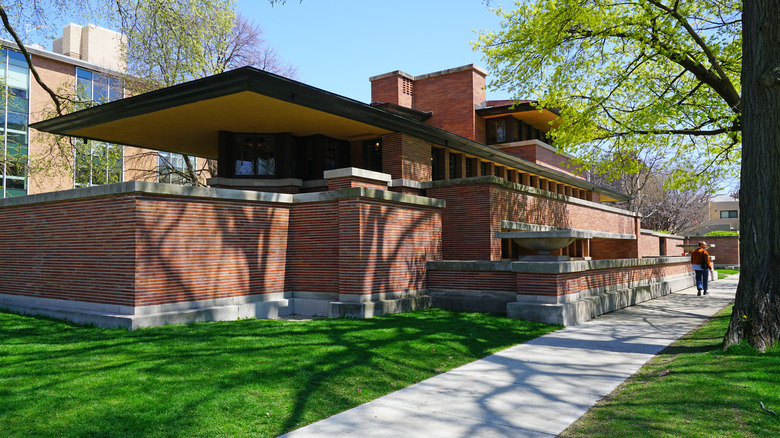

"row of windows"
[720,210,738,219]
[1,48,29,198]
[432,147,590,199]
[220,132,355,180]
[486,116,550,145]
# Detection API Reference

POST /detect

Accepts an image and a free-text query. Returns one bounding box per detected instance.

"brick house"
[0,64,694,328]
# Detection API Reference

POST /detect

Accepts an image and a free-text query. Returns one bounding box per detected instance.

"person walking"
[690,241,714,296]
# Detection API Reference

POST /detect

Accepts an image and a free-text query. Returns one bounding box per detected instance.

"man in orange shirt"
[690,241,714,296]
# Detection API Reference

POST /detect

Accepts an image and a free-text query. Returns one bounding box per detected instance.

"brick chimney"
[369,65,488,142]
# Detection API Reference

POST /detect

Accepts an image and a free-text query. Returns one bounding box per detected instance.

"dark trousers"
[695,269,709,291]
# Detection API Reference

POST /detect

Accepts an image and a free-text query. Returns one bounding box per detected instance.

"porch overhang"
[31,67,630,202]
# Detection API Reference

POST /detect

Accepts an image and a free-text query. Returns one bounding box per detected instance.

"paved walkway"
[280,275,739,438]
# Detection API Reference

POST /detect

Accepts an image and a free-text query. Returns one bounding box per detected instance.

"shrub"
[704,230,739,236]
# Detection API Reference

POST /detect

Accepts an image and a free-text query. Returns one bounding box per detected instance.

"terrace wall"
[426,176,640,261]
[0,179,445,327]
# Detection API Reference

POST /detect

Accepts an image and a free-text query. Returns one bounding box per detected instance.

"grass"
[718,269,740,279]
[0,309,560,437]
[560,304,780,438]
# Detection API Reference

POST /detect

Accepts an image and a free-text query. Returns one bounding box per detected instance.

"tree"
[117,3,297,184]
[592,157,711,234]
[723,0,780,352]
[477,1,778,351]
[476,0,741,190]
[2,0,296,187]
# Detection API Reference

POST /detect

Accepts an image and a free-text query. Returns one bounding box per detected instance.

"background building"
[1,24,207,199]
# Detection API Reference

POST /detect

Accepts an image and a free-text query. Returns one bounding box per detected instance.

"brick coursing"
[1,189,442,308]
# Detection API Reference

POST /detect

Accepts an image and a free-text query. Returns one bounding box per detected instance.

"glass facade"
[1,48,29,198]
[158,151,196,184]
[74,139,123,187]
[74,68,124,187]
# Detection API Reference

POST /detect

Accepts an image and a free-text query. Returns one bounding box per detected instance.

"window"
[1,48,29,198]
[76,68,123,107]
[431,148,442,180]
[720,210,738,219]
[362,139,382,172]
[74,68,124,187]
[74,140,123,187]
[233,134,276,177]
[158,152,196,185]
[465,157,473,177]
[448,153,457,179]
[486,118,507,144]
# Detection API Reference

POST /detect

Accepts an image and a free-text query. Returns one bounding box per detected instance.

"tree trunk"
[723,0,780,352]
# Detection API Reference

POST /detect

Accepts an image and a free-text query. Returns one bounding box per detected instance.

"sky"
[234,0,507,103]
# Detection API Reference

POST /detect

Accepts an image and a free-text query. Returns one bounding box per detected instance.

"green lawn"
[560,304,780,437]
[718,269,740,279]
[0,309,560,437]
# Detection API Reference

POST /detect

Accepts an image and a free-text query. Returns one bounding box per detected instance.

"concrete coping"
[0,181,296,208]
[323,167,392,183]
[389,178,424,190]
[0,181,446,210]
[427,256,689,274]
[500,220,636,240]
[640,228,685,239]
[294,187,446,208]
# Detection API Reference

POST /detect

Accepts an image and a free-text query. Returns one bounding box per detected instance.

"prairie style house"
[1,59,693,328]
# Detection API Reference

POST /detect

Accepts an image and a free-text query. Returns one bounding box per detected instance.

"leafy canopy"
[476,0,742,189]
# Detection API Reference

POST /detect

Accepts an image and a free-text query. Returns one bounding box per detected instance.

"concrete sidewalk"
[280,275,739,438]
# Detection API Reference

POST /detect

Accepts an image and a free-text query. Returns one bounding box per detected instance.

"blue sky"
[235,0,507,103]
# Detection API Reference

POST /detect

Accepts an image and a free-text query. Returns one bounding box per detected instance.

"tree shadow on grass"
[0,308,559,438]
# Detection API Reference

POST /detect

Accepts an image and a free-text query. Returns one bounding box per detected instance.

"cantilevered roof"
[477,101,562,132]
[31,67,629,202]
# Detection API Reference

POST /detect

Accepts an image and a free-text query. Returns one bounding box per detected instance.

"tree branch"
[0,5,65,114]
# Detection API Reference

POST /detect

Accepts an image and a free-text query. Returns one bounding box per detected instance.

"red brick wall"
[0,196,137,306]
[381,133,433,181]
[414,68,484,141]
[638,233,661,257]
[427,183,494,260]
[1,189,444,309]
[685,236,740,265]
[428,180,638,261]
[428,270,516,292]
[286,202,340,294]
[133,195,290,306]
[498,144,579,177]
[428,261,690,301]
[491,184,638,260]
[328,177,388,190]
[337,198,442,299]
[515,262,689,299]
[370,74,413,108]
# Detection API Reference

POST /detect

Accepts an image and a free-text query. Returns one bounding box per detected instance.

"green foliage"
[476,0,742,190]
[560,305,780,437]
[0,309,559,437]
[705,230,739,236]
[120,0,237,92]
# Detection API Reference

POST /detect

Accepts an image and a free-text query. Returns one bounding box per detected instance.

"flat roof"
[31,66,629,202]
